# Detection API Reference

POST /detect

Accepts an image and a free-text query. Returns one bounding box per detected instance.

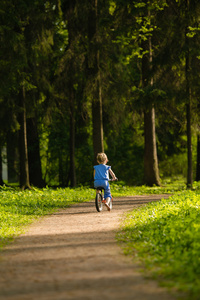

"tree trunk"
[18,87,31,190]
[27,117,45,188]
[69,88,76,187]
[7,132,19,183]
[88,0,104,161]
[142,15,160,186]
[92,64,104,159]
[186,101,193,187]
[144,106,160,186]
[0,148,4,186]
[59,151,64,186]
[185,0,193,188]
[196,134,200,181]
[66,2,77,187]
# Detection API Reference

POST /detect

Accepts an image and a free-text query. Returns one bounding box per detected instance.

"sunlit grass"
[118,187,200,299]
[0,186,94,248]
[111,176,197,197]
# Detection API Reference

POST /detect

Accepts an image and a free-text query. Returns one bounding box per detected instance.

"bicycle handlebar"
[109,178,118,182]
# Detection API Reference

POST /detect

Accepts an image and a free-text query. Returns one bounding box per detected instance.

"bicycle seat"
[95,186,105,191]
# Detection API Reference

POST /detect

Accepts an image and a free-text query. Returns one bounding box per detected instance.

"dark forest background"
[1,0,200,189]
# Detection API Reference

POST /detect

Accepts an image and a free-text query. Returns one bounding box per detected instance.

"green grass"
[118,187,200,299]
[0,186,95,248]
[111,178,187,197]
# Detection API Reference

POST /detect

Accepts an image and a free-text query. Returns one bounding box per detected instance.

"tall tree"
[69,84,76,187]
[58,0,78,187]
[7,131,19,183]
[185,0,193,188]
[27,117,45,187]
[66,1,77,187]
[18,87,31,189]
[113,1,162,185]
[142,32,160,186]
[0,150,4,186]
[196,134,200,181]
[87,0,104,160]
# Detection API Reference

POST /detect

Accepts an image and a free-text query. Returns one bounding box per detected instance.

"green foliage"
[1,0,200,188]
[119,185,200,299]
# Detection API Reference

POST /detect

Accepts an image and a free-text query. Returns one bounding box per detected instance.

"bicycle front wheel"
[95,192,103,212]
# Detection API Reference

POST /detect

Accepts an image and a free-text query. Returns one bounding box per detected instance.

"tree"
[27,118,45,187]
[0,150,4,186]
[196,134,200,181]
[185,0,193,188]
[112,0,162,185]
[87,0,104,160]
[18,87,31,189]
[7,131,19,183]
[142,11,160,186]
[2,0,200,188]
[183,0,200,185]
[57,0,81,187]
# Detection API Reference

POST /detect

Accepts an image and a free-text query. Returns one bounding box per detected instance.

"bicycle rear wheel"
[95,192,103,212]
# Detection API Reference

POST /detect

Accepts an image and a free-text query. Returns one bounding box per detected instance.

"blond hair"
[97,152,108,164]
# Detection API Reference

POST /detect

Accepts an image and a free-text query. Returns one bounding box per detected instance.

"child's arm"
[109,168,117,180]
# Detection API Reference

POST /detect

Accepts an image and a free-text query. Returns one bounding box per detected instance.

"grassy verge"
[0,186,95,248]
[111,177,188,197]
[118,188,200,300]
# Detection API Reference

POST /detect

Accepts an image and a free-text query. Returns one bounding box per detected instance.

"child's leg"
[95,181,111,210]
[104,181,111,199]
[104,182,111,209]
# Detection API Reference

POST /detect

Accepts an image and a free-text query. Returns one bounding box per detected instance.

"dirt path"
[0,195,179,300]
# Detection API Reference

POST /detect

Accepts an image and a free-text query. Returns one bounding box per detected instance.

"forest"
[1,0,200,189]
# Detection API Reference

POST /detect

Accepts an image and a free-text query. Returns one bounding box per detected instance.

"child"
[94,152,117,211]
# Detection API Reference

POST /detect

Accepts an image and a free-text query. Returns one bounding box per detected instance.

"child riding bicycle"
[94,152,117,211]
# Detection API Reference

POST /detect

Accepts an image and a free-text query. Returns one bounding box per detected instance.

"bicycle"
[95,179,117,212]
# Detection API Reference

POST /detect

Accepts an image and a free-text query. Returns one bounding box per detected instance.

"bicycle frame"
[94,178,117,212]
[95,187,113,212]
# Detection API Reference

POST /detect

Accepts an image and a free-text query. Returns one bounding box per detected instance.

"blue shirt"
[94,164,111,181]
